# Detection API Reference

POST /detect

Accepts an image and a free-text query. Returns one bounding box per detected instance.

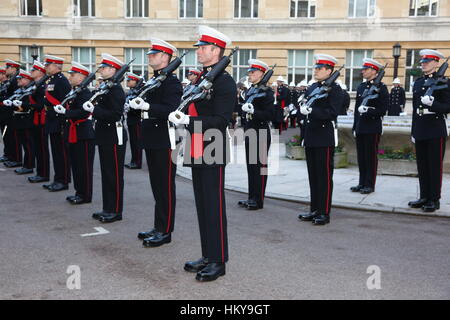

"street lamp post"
[30,44,39,62]
[392,43,401,80]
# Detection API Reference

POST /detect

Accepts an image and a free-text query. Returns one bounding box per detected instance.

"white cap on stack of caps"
[147,38,178,56]
[68,62,90,76]
[16,69,33,80]
[44,55,64,65]
[194,25,232,49]
[419,49,445,63]
[99,53,124,69]
[247,59,269,73]
[126,72,141,81]
[362,58,383,72]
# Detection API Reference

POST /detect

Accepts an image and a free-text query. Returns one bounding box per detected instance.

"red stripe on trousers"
[14,130,20,162]
[25,130,32,168]
[114,144,120,213]
[326,147,331,215]
[41,128,47,177]
[61,137,68,184]
[373,134,379,188]
[440,137,443,197]
[85,141,90,199]
[219,167,225,263]
[166,149,173,233]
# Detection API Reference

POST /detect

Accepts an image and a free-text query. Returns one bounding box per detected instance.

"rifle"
[0,70,20,96]
[14,74,50,101]
[417,57,449,115]
[177,47,239,114]
[125,76,145,104]
[134,53,186,101]
[359,63,387,109]
[304,65,344,109]
[244,64,276,120]
[60,69,98,106]
[89,58,135,105]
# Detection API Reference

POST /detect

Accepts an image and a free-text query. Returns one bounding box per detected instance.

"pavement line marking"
[80,227,110,237]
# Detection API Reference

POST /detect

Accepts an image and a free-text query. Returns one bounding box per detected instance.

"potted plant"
[285,135,305,160]
[378,145,417,176]
[334,143,348,168]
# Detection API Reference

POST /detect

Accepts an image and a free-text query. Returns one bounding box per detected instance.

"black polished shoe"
[14,167,34,175]
[143,232,171,247]
[298,211,318,221]
[313,215,330,225]
[137,228,156,240]
[408,198,427,208]
[246,200,261,211]
[196,263,226,282]
[360,187,374,194]
[43,182,55,190]
[4,161,22,168]
[92,211,107,220]
[350,185,363,192]
[238,200,249,208]
[99,213,122,223]
[69,196,88,205]
[0,156,9,162]
[184,257,209,273]
[125,162,141,169]
[66,195,77,202]
[28,176,49,183]
[422,200,440,212]
[48,182,68,192]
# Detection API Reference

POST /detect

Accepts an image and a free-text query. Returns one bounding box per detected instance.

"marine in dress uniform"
[54,62,95,205]
[10,70,36,175]
[388,78,406,116]
[1,60,22,167]
[408,49,450,212]
[350,58,389,195]
[287,81,299,128]
[86,53,127,223]
[296,80,308,133]
[0,66,9,162]
[42,55,72,192]
[124,72,144,170]
[130,38,182,247]
[237,59,274,211]
[339,82,350,115]
[28,61,50,183]
[274,76,288,133]
[297,54,342,226]
[168,26,236,282]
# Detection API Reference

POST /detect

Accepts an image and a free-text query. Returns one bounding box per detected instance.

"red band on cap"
[102,59,121,69]
[423,55,440,61]
[363,63,380,71]
[70,67,89,76]
[127,75,139,81]
[33,65,46,73]
[316,60,335,67]
[152,45,174,55]
[250,64,267,72]
[189,70,200,75]
[199,35,227,49]
[19,73,33,80]
[45,58,63,64]
[0,69,5,73]
[6,62,20,68]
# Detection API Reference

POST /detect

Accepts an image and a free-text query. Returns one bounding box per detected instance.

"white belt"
[417,108,436,115]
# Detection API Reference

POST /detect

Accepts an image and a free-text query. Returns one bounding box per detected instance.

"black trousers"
[145,148,176,233]
[98,143,126,214]
[244,128,271,207]
[69,139,95,202]
[33,126,50,178]
[191,166,228,263]
[356,133,380,189]
[305,147,334,215]
[128,122,142,167]
[49,131,71,185]
[17,128,35,169]
[415,137,446,201]
[1,120,14,160]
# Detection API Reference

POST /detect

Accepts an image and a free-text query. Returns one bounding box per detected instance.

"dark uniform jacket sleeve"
[93,84,125,122]
[148,74,182,120]
[429,82,450,114]
[365,83,389,117]
[252,87,275,121]
[309,83,341,121]
[65,89,93,120]
[30,83,46,112]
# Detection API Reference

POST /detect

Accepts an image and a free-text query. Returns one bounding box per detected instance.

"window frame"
[20,45,44,70]
[20,0,43,17]
[348,0,376,18]
[345,49,374,92]
[232,49,257,82]
[71,47,96,72]
[405,49,423,93]
[408,0,439,17]
[234,0,259,19]
[125,48,149,80]
[178,49,200,81]
[287,49,314,85]
[124,0,149,18]
[73,0,95,18]
[179,0,203,19]
[289,0,316,19]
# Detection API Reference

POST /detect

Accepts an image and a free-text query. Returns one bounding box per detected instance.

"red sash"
[30,96,46,126]
[188,103,203,159]
[45,90,61,106]
[68,118,87,144]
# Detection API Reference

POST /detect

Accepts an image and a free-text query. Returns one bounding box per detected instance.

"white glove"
[130,97,150,111]
[421,95,434,107]
[168,110,190,125]
[12,100,22,107]
[300,105,311,115]
[3,100,12,107]
[83,101,94,113]
[242,103,254,114]
[358,105,369,114]
[54,104,66,114]
[288,104,294,111]
[124,102,130,113]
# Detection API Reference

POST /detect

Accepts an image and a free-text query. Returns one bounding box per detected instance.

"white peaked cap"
[276,76,284,82]
[5,59,21,68]
[195,25,232,48]
[362,58,383,71]
[289,81,296,87]
[393,78,401,84]
[148,38,178,56]
[68,61,90,75]
[298,80,308,87]
[419,49,445,63]
[314,54,338,67]
[31,61,46,73]
[99,53,124,69]
[44,55,64,64]
[247,59,269,73]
